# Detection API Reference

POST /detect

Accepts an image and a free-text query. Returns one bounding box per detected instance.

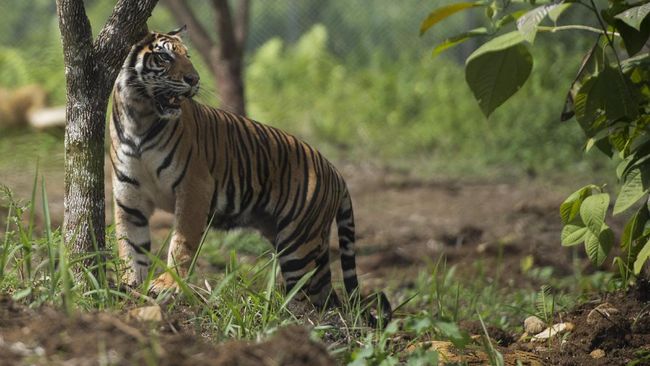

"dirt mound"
[509,282,650,365]
[0,297,334,366]
[406,283,650,365]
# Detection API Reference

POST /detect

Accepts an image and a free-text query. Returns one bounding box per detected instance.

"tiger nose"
[183,74,200,86]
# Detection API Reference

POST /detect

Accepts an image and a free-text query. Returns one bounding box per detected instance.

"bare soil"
[518,281,650,365]
[2,160,646,365]
[0,296,334,365]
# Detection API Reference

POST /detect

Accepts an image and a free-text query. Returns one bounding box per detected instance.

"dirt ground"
[341,163,577,282]
[0,296,334,366]
[2,159,648,364]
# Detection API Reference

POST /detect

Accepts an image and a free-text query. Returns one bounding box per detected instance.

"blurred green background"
[0,0,610,182]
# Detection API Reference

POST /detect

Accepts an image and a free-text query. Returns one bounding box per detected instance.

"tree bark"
[55,0,158,274]
[164,0,249,116]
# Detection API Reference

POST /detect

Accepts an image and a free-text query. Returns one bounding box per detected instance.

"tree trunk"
[63,78,107,263]
[56,0,158,276]
[211,57,246,116]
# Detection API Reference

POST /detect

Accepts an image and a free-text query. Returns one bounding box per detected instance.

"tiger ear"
[168,25,187,38]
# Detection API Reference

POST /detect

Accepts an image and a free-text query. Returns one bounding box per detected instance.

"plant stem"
[589,0,623,71]
[537,25,619,36]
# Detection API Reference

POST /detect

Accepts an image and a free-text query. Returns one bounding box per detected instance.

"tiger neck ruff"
[109,28,390,325]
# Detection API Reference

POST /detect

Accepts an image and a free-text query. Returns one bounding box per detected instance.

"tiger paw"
[149,272,179,296]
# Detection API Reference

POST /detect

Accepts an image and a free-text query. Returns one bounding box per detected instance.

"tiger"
[109,26,390,324]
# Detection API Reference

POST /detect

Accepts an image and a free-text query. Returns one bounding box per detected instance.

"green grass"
[0,179,625,365]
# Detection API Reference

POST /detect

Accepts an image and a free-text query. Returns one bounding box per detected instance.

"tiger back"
[109,27,390,323]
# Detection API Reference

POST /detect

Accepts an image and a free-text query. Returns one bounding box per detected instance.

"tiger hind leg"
[277,232,339,309]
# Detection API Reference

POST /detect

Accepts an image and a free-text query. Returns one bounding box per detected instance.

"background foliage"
[0,0,608,179]
[421,0,650,278]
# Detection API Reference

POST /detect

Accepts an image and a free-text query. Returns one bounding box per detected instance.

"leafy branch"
[422,0,650,282]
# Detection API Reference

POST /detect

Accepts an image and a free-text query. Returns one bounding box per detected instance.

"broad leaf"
[574,66,638,130]
[561,224,588,246]
[614,168,649,214]
[616,18,650,57]
[601,66,639,121]
[584,227,614,266]
[594,134,614,157]
[615,3,650,31]
[617,155,635,180]
[574,77,599,129]
[517,4,559,43]
[561,41,606,122]
[465,31,532,117]
[548,3,572,23]
[420,2,483,35]
[621,204,649,252]
[580,193,609,236]
[621,141,650,179]
[432,28,488,57]
[634,240,650,274]
[495,10,528,28]
[609,126,629,152]
[560,185,595,224]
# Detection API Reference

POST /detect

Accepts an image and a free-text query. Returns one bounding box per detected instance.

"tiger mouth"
[154,94,185,115]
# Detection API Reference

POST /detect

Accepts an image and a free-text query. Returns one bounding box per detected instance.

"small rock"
[524,316,545,334]
[590,349,605,359]
[128,305,162,322]
[531,322,574,342]
[587,303,620,325]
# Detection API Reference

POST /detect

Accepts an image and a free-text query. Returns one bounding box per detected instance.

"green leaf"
[580,193,609,236]
[616,18,650,57]
[617,155,635,180]
[585,227,614,266]
[560,185,595,224]
[575,66,639,130]
[432,28,488,57]
[634,240,650,274]
[467,30,528,54]
[621,204,649,252]
[517,4,559,43]
[465,31,532,117]
[562,40,606,122]
[595,135,614,157]
[609,126,629,152]
[11,287,32,301]
[420,2,483,35]
[495,10,528,28]
[561,224,588,246]
[601,66,639,121]
[614,168,648,215]
[548,3,572,23]
[574,77,599,128]
[622,143,650,180]
[615,3,650,31]
[434,321,471,348]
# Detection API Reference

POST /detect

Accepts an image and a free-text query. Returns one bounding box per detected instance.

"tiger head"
[127,26,200,119]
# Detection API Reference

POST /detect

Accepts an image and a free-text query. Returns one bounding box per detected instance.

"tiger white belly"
[122,151,176,213]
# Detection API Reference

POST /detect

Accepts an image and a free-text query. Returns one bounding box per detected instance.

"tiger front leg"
[114,189,154,288]
[150,177,213,294]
